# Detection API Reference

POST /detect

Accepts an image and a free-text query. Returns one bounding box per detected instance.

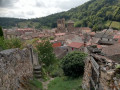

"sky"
[0,0,90,19]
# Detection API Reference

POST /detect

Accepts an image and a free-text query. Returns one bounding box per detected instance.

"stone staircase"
[33,65,42,79]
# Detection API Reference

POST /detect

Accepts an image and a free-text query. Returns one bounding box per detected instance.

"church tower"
[57,18,65,33]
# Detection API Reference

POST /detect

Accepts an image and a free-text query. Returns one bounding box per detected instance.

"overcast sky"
[0,0,90,19]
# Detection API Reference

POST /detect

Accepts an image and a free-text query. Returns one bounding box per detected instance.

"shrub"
[61,51,87,78]
[4,38,22,49]
[0,37,23,50]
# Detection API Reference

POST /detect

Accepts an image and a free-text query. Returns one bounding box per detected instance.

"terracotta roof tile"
[55,33,66,36]
[53,42,62,48]
[113,35,120,39]
[97,45,102,49]
[68,42,84,48]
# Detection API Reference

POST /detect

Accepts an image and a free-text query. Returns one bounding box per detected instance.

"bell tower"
[57,18,65,33]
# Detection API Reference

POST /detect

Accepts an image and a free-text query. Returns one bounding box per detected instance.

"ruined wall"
[100,68,120,90]
[0,48,33,90]
[82,56,92,90]
[82,54,120,90]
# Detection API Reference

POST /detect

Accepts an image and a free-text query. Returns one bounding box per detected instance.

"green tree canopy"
[36,40,56,68]
[61,51,87,78]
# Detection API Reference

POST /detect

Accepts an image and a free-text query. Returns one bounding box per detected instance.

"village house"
[3,28,36,39]
[94,32,115,45]
[67,20,75,33]
[3,29,18,39]
[53,47,67,59]
[55,33,66,38]
[16,28,36,35]
[67,42,84,52]
[80,27,91,34]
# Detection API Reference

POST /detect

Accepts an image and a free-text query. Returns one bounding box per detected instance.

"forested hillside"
[0,0,120,30]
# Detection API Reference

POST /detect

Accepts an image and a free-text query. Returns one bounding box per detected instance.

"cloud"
[0,0,18,8]
[35,0,46,7]
[0,0,90,19]
[27,11,35,16]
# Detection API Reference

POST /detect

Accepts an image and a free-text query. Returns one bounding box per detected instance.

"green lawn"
[105,21,120,30]
[48,76,83,90]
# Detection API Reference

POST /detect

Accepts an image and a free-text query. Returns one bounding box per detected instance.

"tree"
[61,51,87,78]
[0,26,3,37]
[92,25,99,32]
[36,40,56,68]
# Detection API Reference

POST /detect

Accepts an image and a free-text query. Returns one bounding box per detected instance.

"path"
[42,78,54,90]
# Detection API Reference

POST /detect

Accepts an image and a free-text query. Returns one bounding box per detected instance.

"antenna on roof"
[101,7,120,39]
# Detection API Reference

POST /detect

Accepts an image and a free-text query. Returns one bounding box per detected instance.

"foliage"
[0,26,3,37]
[36,40,56,68]
[116,64,120,69]
[61,51,87,77]
[49,61,63,77]
[106,21,120,30]
[28,78,43,90]
[50,36,54,40]
[48,76,83,90]
[0,37,23,50]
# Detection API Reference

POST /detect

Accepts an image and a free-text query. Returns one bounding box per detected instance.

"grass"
[105,21,120,30]
[28,78,43,90]
[48,76,83,90]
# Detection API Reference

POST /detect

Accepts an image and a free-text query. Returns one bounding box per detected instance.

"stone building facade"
[57,18,66,33]
[67,20,74,33]
[0,47,37,90]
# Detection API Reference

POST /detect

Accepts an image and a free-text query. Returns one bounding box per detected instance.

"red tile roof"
[90,32,95,36]
[39,34,44,38]
[97,45,102,49]
[68,42,84,48]
[118,39,120,43]
[55,33,65,36]
[52,42,62,48]
[113,35,120,39]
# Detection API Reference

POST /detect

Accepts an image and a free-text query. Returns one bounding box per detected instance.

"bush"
[0,37,23,50]
[50,65,63,77]
[61,51,87,78]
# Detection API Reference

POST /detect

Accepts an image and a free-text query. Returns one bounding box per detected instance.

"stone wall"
[82,54,120,90]
[0,48,33,90]
[82,56,92,90]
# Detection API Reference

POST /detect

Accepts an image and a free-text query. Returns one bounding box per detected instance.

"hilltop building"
[67,20,75,33]
[57,18,66,33]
